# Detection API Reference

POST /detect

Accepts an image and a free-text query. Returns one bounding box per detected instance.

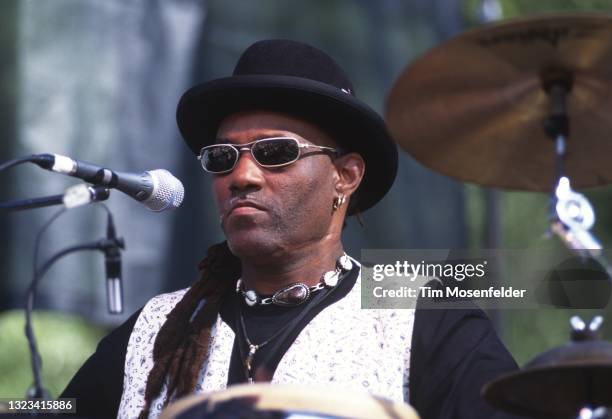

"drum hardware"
[387,15,612,416]
[483,316,612,418]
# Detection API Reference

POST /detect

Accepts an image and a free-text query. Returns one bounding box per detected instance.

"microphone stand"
[0,156,99,212]
[0,180,119,398]
[0,184,110,212]
[0,157,128,397]
[25,237,124,399]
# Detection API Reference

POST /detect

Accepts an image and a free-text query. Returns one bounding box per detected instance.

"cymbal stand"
[543,76,610,273]
[570,316,610,419]
[544,83,611,419]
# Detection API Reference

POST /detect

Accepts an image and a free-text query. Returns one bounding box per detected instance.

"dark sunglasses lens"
[202,146,237,172]
[252,139,299,166]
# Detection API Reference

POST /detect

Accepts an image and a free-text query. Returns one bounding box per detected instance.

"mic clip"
[99,228,125,315]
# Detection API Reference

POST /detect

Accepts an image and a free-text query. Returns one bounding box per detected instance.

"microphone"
[32,153,184,211]
[63,184,111,209]
[104,214,124,314]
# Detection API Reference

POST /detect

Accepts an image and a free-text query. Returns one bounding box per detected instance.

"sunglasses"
[197,137,339,174]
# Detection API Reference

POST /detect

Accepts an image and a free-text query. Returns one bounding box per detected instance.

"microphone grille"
[145,169,185,211]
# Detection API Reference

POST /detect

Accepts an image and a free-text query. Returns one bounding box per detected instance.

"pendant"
[271,283,311,306]
[245,344,258,372]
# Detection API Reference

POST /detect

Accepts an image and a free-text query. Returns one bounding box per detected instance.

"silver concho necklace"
[235,253,353,307]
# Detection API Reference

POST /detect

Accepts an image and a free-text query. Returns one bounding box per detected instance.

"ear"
[332,152,365,197]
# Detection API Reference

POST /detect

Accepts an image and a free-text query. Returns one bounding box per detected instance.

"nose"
[228,150,264,192]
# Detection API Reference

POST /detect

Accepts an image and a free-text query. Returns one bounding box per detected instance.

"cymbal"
[386,14,612,191]
[483,340,612,418]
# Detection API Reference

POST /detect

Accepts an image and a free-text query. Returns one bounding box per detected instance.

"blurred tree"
[0,0,18,309]
[465,0,612,21]
[499,0,612,17]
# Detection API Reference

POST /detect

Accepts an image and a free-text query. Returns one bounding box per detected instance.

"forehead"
[216,110,337,146]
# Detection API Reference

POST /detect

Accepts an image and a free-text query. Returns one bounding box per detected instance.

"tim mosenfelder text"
[369,260,527,300]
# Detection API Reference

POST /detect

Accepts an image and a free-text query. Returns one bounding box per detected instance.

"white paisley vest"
[118,262,415,419]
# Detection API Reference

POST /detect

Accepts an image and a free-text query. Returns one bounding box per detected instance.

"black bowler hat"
[176,39,398,214]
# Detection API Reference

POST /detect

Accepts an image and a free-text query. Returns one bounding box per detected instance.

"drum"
[160,383,420,419]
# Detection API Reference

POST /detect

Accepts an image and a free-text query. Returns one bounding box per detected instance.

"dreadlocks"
[138,241,241,419]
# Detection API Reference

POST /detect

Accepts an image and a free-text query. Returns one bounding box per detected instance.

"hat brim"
[176,75,398,214]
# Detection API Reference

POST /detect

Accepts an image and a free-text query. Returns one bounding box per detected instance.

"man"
[62,39,521,419]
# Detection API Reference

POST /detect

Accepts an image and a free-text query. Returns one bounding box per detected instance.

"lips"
[226,198,267,218]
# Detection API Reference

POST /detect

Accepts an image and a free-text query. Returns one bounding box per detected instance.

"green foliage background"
[465,0,612,19]
[0,311,104,398]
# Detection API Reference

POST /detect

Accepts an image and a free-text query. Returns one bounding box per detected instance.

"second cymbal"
[483,339,612,418]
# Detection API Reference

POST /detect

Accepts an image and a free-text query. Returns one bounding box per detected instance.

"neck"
[239,237,345,294]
